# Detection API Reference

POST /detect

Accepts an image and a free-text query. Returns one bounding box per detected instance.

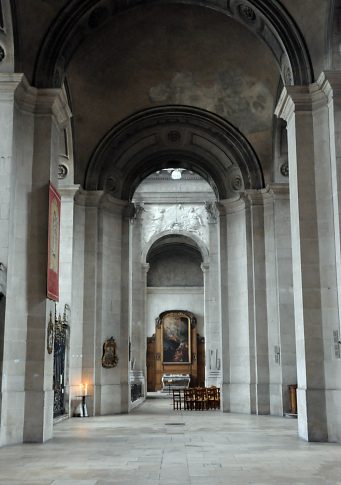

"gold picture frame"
[161,312,191,364]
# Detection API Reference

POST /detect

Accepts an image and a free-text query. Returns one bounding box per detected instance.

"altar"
[146,310,205,391]
[161,373,190,392]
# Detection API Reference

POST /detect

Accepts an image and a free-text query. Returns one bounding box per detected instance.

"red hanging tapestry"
[47,183,61,301]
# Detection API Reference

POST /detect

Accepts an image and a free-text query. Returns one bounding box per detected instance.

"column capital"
[0,73,25,101]
[58,185,80,200]
[317,71,341,103]
[219,195,246,215]
[268,183,290,200]
[99,193,128,215]
[75,189,103,208]
[11,75,71,126]
[275,84,328,122]
[244,187,273,206]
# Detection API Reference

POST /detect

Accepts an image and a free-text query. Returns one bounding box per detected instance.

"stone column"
[0,74,25,445]
[129,203,146,408]
[56,185,79,417]
[72,191,101,416]
[316,72,341,441]
[221,197,252,414]
[96,194,128,414]
[245,190,271,415]
[275,84,338,441]
[71,191,129,416]
[0,75,70,445]
[269,185,296,415]
[23,84,70,442]
[203,203,223,389]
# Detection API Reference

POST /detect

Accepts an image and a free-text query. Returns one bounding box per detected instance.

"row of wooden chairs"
[172,387,220,411]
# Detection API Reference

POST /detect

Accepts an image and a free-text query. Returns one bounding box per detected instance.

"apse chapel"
[0,0,341,453]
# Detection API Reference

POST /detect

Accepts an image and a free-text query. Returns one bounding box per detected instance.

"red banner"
[47,183,61,301]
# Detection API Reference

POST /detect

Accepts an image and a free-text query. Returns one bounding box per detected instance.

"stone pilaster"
[269,184,296,415]
[221,197,252,414]
[275,83,336,441]
[245,189,271,415]
[56,185,79,418]
[0,73,27,446]
[23,82,71,443]
[129,204,146,408]
[0,74,71,444]
[203,202,223,389]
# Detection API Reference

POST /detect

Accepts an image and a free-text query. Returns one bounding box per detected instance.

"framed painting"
[162,312,191,364]
[47,182,61,301]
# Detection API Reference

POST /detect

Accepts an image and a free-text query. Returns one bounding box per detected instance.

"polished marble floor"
[0,396,341,484]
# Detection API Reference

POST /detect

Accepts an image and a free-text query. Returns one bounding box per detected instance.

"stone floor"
[0,396,341,484]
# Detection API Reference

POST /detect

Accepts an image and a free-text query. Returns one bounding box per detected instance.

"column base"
[297,388,328,442]
[23,389,54,443]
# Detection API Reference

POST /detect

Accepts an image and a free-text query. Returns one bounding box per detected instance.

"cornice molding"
[244,187,273,206]
[74,189,103,207]
[318,71,341,103]
[275,84,328,122]
[58,184,81,199]
[268,183,290,200]
[0,73,24,101]
[13,75,71,125]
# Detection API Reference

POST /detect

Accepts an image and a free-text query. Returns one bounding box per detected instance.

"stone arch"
[85,105,263,200]
[33,0,313,89]
[142,230,209,266]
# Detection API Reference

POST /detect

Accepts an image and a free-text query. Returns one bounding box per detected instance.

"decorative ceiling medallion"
[280,162,289,177]
[238,4,256,23]
[105,176,118,193]
[168,130,181,142]
[0,45,5,62]
[284,65,293,85]
[58,164,68,179]
[231,176,243,191]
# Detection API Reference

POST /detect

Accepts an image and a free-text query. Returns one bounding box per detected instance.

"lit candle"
[79,383,83,395]
[85,383,88,395]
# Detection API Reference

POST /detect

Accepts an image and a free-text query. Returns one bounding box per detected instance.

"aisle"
[0,397,340,484]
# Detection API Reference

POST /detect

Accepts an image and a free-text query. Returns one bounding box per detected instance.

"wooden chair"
[183,388,195,410]
[194,387,208,410]
[172,389,182,410]
[207,386,220,410]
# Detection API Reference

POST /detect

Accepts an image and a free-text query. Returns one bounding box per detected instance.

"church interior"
[1,0,341,482]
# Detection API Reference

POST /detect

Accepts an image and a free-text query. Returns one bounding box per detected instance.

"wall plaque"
[102,337,118,368]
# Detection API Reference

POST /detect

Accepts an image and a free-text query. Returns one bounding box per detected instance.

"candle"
[85,383,88,395]
[79,383,83,395]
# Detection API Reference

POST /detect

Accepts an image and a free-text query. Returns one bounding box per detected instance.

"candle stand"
[75,395,89,417]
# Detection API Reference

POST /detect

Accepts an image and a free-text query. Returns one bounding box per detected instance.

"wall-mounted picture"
[162,313,191,363]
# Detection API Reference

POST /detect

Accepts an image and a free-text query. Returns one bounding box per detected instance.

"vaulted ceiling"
[10,0,332,189]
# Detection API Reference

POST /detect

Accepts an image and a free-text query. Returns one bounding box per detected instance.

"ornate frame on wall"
[161,312,191,364]
[156,310,197,365]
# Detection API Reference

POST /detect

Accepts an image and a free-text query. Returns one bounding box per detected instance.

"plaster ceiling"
[11,0,332,187]
[67,4,278,183]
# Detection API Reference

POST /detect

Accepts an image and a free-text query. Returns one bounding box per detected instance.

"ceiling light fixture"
[171,169,182,180]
